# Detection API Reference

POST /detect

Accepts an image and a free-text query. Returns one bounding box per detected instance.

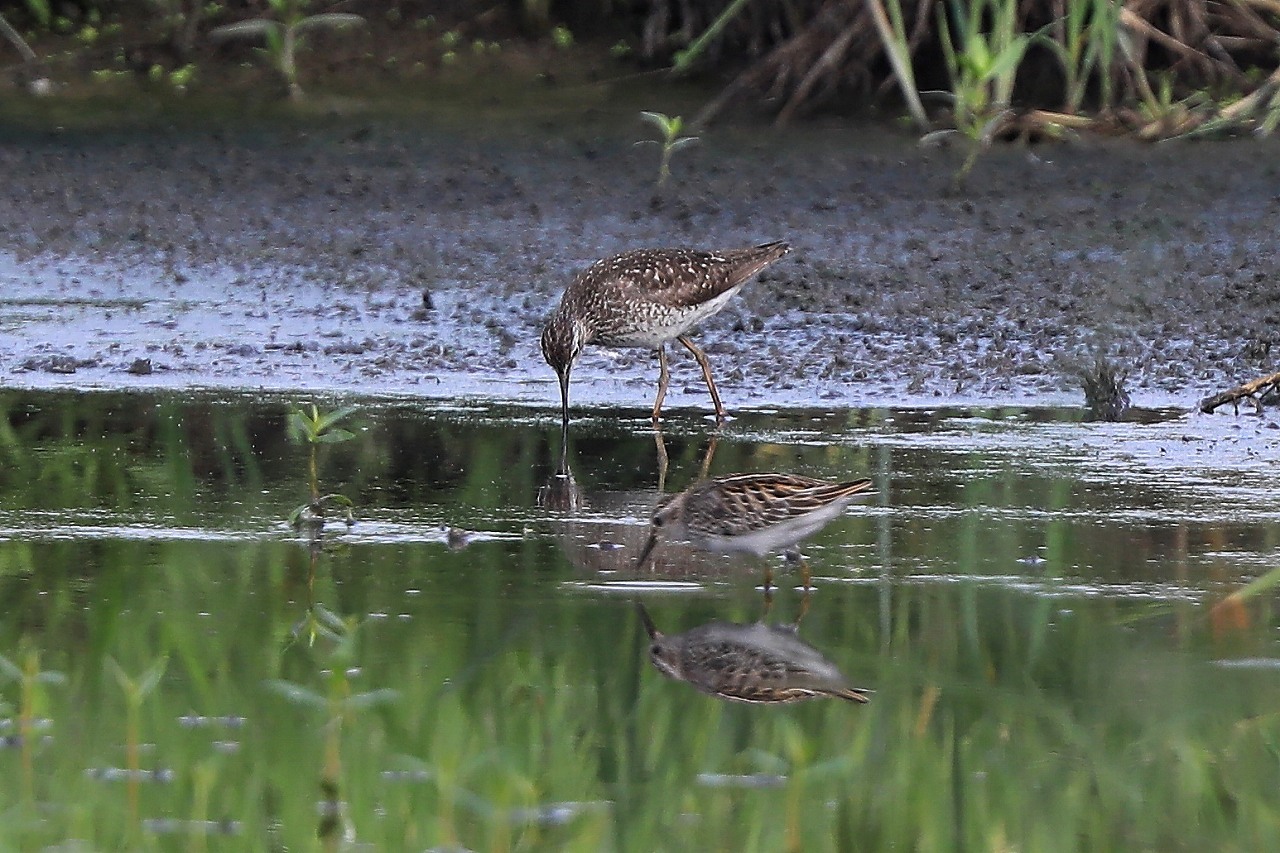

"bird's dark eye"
[652,516,664,527]
[650,644,661,656]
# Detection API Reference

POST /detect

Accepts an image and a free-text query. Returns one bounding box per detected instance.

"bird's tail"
[836,686,873,704]
[724,241,791,286]
[752,240,791,264]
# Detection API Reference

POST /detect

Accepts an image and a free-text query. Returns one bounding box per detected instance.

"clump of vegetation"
[208,0,365,100]
[649,0,1280,152]
[287,403,357,532]
[1079,356,1130,422]
[637,111,699,188]
[927,0,1038,185]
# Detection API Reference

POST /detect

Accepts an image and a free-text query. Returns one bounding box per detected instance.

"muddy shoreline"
[1,91,1277,415]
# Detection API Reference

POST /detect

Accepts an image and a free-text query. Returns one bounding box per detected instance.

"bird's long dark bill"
[556,425,570,473]
[557,369,571,428]
[634,530,659,570]
[635,601,660,640]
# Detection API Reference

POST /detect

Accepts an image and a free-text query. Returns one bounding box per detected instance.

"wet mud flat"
[0,92,1278,412]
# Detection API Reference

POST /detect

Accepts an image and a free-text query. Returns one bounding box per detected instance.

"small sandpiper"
[637,603,871,704]
[540,241,790,426]
[635,473,875,587]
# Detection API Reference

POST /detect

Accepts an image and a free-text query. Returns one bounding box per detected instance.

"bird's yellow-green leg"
[677,333,726,421]
[797,584,812,625]
[652,343,670,423]
[653,426,669,492]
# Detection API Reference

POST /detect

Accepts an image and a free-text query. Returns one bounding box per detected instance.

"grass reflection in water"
[0,389,1277,850]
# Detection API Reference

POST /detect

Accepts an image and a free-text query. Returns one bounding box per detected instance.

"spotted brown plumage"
[540,240,791,426]
[634,473,875,587]
[637,603,871,704]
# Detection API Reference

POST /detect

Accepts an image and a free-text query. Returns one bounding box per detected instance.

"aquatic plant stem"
[125,693,141,832]
[19,649,37,804]
[866,0,929,131]
[672,0,752,74]
[0,13,37,65]
[309,442,321,505]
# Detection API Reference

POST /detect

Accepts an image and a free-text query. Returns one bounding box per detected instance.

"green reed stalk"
[866,0,929,131]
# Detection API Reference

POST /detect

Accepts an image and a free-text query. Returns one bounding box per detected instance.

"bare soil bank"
[1,87,1277,415]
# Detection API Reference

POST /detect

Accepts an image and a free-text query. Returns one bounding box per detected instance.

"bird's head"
[540,312,586,426]
[633,492,682,570]
[539,311,585,377]
[649,494,682,531]
[637,603,682,681]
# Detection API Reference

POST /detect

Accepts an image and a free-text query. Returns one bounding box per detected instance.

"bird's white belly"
[598,286,743,348]
[692,503,850,557]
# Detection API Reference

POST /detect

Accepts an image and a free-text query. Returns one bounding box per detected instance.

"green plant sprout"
[1221,66,1280,137]
[637,111,699,188]
[1131,70,1206,139]
[290,600,348,649]
[269,608,397,843]
[106,655,168,831]
[927,0,1039,185]
[551,25,573,50]
[208,0,364,100]
[0,643,67,803]
[287,403,357,532]
[169,63,196,91]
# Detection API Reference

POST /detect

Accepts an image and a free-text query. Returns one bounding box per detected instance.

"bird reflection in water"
[537,426,656,575]
[635,472,875,588]
[636,600,870,704]
[539,427,729,577]
[536,428,584,513]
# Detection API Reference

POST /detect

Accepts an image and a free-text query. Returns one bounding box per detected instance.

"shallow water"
[1,389,1278,849]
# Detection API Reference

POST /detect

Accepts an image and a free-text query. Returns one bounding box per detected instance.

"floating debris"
[508,800,611,827]
[142,818,242,836]
[177,714,247,729]
[380,769,433,783]
[446,527,472,550]
[696,773,787,789]
[84,767,175,782]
